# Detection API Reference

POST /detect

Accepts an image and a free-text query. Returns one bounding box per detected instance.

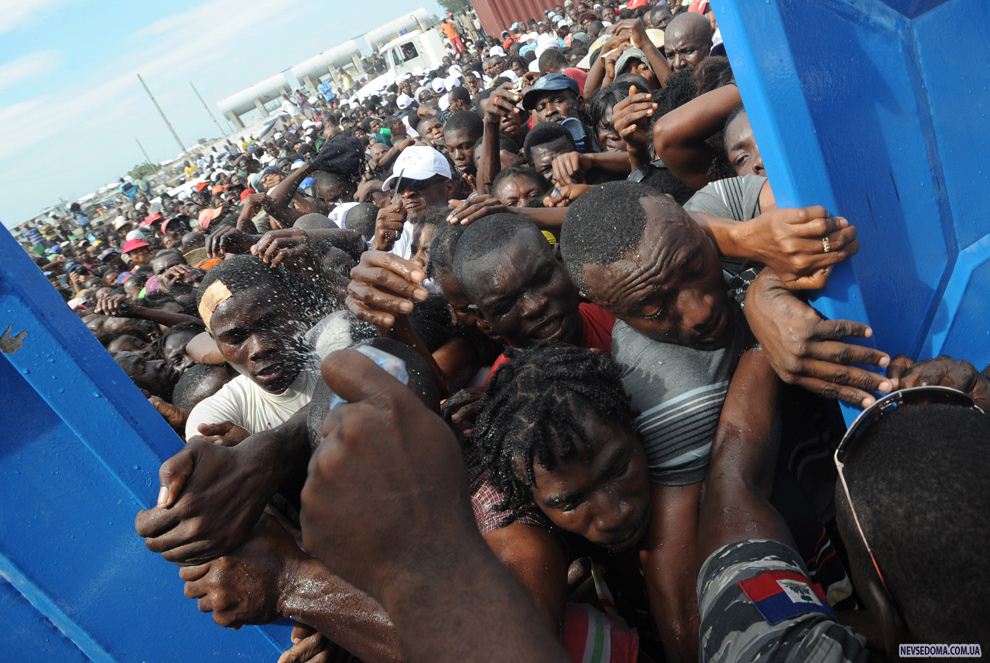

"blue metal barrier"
[717,0,990,418]
[0,225,289,660]
[4,1,989,654]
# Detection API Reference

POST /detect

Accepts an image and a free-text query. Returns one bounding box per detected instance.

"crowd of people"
[16,0,990,661]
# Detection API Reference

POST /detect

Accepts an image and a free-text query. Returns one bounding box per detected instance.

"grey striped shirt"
[611,319,744,485]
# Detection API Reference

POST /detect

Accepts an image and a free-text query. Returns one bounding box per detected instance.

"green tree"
[128,162,161,180]
[438,0,471,15]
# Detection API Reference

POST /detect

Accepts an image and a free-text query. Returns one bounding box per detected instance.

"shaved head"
[294,213,337,230]
[664,12,714,71]
[666,12,714,42]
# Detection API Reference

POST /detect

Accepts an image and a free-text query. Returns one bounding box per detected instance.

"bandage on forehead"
[198,280,232,331]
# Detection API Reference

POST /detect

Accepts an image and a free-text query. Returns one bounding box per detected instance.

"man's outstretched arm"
[698,349,790,559]
[302,349,568,663]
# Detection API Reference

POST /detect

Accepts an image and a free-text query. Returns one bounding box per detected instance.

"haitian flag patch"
[738,571,835,625]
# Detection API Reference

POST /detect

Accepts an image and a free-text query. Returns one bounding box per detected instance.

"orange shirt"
[440,22,459,40]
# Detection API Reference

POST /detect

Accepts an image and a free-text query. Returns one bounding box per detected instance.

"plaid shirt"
[462,444,548,535]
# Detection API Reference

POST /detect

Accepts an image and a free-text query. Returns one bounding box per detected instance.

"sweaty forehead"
[444,128,475,144]
[630,198,698,263]
[497,175,538,197]
[461,228,548,295]
[666,20,710,48]
[210,286,278,330]
[582,199,698,302]
[725,111,753,146]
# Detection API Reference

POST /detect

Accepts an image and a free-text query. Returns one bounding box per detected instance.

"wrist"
[379,530,488,614]
[754,267,786,296]
[241,430,288,494]
[628,144,650,166]
[277,551,314,616]
[724,219,751,259]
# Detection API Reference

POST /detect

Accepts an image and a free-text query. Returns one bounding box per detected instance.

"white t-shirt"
[183,310,363,441]
[184,369,317,441]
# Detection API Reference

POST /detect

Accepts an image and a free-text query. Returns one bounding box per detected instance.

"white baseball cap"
[488,45,507,58]
[396,93,413,109]
[381,146,452,191]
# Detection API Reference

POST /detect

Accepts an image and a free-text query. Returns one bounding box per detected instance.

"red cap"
[240,188,256,201]
[122,238,151,254]
[140,212,163,227]
[197,206,224,230]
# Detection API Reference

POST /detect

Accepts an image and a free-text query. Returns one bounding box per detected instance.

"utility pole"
[135,138,152,164]
[190,81,228,138]
[136,73,187,154]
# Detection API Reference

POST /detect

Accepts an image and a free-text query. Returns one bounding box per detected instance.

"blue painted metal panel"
[0,578,88,662]
[717,0,990,419]
[0,224,290,660]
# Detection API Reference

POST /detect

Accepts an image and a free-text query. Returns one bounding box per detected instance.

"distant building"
[217,8,432,129]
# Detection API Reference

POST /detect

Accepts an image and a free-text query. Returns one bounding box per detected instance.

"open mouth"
[254,362,285,383]
[529,315,563,342]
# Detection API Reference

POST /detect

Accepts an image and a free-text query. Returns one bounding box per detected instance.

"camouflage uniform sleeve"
[697,539,874,663]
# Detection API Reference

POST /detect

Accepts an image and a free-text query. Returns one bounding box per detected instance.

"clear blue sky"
[0,0,444,228]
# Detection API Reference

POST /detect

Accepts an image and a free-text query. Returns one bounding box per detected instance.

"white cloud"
[0,50,60,90]
[0,0,72,32]
[0,0,307,161]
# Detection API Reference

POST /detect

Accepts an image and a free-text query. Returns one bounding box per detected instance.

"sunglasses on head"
[834,385,982,595]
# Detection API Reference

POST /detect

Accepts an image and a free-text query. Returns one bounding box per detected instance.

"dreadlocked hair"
[473,345,637,514]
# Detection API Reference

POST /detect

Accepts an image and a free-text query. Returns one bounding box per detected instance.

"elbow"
[651,121,675,159]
